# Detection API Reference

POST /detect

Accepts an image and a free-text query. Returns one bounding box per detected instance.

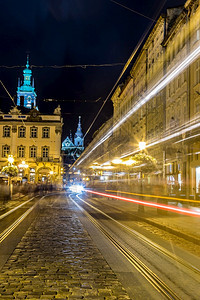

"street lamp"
[18,160,29,169]
[18,160,29,184]
[139,142,146,151]
[112,158,123,164]
[2,155,18,199]
[8,155,14,165]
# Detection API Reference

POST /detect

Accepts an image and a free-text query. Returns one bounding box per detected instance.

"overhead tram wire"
[43,97,101,103]
[0,63,124,69]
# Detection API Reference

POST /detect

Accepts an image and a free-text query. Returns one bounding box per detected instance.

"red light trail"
[85,190,200,217]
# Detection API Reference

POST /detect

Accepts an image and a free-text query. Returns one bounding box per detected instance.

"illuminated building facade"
[0,58,63,185]
[73,0,200,198]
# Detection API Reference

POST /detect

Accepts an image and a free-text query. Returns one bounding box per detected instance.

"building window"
[18,126,26,138]
[18,146,25,158]
[30,126,38,138]
[42,127,50,138]
[2,145,10,157]
[3,126,11,137]
[42,146,49,158]
[30,146,37,158]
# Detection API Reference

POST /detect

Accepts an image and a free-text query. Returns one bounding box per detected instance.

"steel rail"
[0,196,36,220]
[69,193,181,300]
[75,193,200,275]
[0,196,44,244]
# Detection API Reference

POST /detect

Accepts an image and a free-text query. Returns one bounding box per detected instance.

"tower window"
[18,126,26,138]
[42,127,50,138]
[3,126,11,137]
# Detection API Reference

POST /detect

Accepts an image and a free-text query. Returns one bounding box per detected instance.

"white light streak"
[77,43,200,166]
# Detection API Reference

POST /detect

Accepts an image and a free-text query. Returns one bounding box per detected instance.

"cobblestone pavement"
[0,194,131,299]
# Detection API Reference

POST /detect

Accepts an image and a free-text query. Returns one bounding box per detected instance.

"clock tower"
[17,55,37,109]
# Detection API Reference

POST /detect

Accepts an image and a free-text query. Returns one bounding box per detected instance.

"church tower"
[17,55,37,109]
[74,116,84,147]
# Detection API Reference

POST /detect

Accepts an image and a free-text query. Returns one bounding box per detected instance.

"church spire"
[74,116,84,147]
[26,54,29,68]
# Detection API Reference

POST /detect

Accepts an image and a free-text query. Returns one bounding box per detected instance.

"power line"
[43,97,101,103]
[110,0,156,22]
[0,63,125,69]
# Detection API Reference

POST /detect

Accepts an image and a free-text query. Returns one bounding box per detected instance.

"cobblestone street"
[0,195,130,299]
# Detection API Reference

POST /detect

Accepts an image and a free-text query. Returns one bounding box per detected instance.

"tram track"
[0,194,47,271]
[69,192,200,299]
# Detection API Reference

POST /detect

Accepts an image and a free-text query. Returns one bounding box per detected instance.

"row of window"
[2,145,49,158]
[3,126,50,138]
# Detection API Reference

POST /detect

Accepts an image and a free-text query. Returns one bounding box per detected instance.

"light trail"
[106,189,200,204]
[85,189,200,217]
[122,117,200,158]
[76,42,200,166]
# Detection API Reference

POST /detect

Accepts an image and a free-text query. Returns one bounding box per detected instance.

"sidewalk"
[0,195,130,299]
[143,210,200,244]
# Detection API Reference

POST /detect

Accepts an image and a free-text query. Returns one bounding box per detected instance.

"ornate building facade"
[0,57,63,185]
[72,0,200,199]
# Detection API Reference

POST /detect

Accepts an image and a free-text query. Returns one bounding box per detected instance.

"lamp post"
[8,155,14,199]
[2,155,18,200]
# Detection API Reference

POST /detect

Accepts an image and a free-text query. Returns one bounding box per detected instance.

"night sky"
[0,0,185,144]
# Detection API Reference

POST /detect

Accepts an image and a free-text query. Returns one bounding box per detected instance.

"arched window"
[30,126,38,138]
[42,146,49,158]
[42,127,50,138]
[3,126,11,137]
[18,145,25,158]
[2,145,10,157]
[18,126,26,138]
[30,146,37,158]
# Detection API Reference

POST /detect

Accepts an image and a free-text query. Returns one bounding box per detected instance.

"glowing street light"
[18,160,29,169]
[123,159,136,166]
[8,155,14,165]
[139,142,146,151]
[112,158,123,164]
